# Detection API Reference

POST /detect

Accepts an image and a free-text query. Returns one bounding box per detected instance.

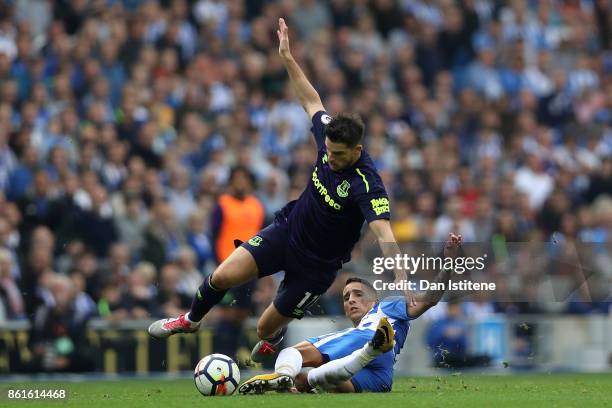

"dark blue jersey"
[280,111,391,270]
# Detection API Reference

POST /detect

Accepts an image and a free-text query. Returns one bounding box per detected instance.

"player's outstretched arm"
[408,233,463,319]
[277,18,324,118]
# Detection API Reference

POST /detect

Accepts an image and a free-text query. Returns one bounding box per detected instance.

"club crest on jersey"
[248,236,263,246]
[337,180,350,197]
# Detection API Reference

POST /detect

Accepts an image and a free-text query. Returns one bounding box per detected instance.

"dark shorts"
[241,222,338,319]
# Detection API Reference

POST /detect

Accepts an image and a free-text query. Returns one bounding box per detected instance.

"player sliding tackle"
[239,234,463,394]
[148,17,413,363]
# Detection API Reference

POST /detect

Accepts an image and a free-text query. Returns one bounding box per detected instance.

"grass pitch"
[2,373,610,407]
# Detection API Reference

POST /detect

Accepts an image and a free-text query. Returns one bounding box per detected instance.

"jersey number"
[296,292,321,310]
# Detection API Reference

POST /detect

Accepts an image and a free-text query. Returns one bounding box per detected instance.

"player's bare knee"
[210,251,257,290]
[209,268,231,290]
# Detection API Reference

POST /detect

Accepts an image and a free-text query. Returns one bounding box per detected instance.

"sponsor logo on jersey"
[312,166,342,210]
[337,180,350,198]
[370,197,390,216]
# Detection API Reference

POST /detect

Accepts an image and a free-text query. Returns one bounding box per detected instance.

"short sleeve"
[380,297,411,321]
[353,168,391,222]
[311,111,332,149]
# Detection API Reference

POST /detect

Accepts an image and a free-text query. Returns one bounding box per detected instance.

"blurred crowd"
[0,0,611,346]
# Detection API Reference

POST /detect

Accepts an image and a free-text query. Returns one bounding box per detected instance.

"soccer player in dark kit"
[149,18,413,363]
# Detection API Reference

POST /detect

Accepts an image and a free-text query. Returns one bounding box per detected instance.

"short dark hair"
[345,277,377,298]
[229,165,256,186]
[325,113,365,147]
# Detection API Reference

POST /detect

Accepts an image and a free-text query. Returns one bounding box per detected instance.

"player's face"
[343,282,376,325]
[325,138,362,172]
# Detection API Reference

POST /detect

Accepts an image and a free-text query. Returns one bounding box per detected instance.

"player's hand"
[277,18,291,59]
[443,233,462,258]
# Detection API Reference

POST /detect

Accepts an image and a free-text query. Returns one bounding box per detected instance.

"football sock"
[307,343,378,389]
[187,274,228,322]
[274,347,303,378]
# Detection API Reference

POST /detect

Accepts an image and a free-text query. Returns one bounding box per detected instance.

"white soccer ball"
[194,354,240,396]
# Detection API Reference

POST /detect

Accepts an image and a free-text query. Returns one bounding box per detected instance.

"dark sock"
[188,275,228,322]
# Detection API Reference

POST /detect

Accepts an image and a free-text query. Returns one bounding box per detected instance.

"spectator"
[175,246,202,297]
[514,155,554,210]
[155,263,191,317]
[77,184,117,257]
[167,164,196,224]
[142,200,183,269]
[185,210,215,273]
[0,248,24,321]
[211,166,264,263]
[27,274,95,372]
[17,169,55,250]
[425,302,491,369]
[118,263,158,319]
[114,193,149,256]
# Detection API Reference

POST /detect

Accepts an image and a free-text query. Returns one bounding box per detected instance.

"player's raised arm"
[408,233,463,319]
[277,18,325,118]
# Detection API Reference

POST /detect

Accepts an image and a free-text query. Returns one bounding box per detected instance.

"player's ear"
[369,289,378,302]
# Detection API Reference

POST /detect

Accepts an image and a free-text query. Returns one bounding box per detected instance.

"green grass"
[2,373,611,407]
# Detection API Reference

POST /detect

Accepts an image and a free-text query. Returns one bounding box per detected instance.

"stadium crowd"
[0,0,611,347]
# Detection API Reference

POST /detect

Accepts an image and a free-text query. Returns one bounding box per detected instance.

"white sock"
[307,343,380,389]
[275,347,303,378]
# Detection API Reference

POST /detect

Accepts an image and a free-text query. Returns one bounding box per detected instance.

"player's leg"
[148,247,258,338]
[189,247,258,321]
[248,303,292,363]
[238,341,325,395]
[293,368,354,393]
[293,341,325,366]
[306,318,395,391]
[250,276,326,362]
[149,223,287,339]
[305,366,391,393]
[238,344,303,396]
[294,369,314,392]
[242,318,395,395]
[256,303,293,342]
[273,341,324,378]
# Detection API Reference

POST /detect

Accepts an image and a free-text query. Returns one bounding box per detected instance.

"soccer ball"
[194,354,240,396]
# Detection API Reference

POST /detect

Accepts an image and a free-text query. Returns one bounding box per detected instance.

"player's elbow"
[423,295,443,311]
[425,299,440,312]
[369,219,394,242]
